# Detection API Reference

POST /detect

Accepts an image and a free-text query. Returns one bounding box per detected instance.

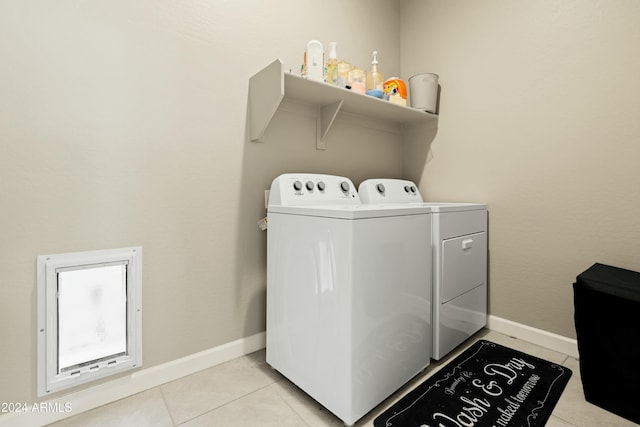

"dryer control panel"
[358,179,423,204]
[268,174,360,207]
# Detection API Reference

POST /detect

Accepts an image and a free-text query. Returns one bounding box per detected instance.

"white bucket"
[408,73,439,113]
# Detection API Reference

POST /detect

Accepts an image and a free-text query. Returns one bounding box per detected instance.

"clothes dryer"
[359,179,487,360]
[267,174,431,425]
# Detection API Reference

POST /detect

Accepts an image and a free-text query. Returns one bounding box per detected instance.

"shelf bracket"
[249,59,285,142]
[316,100,343,150]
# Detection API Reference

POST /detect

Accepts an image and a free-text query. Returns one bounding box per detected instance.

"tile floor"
[48,329,637,427]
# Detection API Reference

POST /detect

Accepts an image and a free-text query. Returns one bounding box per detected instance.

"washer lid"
[268,204,431,219]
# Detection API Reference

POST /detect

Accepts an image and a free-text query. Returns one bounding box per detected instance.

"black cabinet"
[574,263,640,424]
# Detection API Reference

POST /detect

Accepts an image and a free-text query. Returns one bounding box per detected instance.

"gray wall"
[0,0,402,405]
[401,0,640,338]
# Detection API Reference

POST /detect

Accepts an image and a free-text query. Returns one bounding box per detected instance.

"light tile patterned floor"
[48,330,637,426]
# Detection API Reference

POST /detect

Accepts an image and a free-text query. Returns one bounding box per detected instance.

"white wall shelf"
[249,59,438,149]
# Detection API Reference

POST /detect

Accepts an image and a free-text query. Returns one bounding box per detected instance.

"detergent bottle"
[326,42,338,85]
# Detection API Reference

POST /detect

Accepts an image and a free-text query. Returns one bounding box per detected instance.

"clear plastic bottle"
[349,67,367,94]
[326,42,338,85]
[337,60,352,88]
[366,50,384,93]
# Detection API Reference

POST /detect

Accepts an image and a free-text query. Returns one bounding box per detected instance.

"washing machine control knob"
[340,181,350,193]
[404,185,411,193]
[317,181,326,191]
[293,181,303,191]
[411,185,417,193]
[376,183,385,194]
[306,181,315,191]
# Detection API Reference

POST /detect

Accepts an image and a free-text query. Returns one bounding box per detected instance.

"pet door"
[37,247,142,396]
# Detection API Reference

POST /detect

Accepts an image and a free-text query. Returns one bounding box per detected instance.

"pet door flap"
[57,264,127,373]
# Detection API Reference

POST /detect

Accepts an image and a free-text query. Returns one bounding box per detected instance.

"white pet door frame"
[37,247,142,396]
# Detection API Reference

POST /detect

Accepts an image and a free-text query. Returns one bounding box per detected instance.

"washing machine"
[359,179,487,360]
[266,173,432,426]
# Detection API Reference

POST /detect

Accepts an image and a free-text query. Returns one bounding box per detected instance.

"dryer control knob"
[340,181,350,193]
[410,185,417,193]
[376,183,385,194]
[306,181,315,191]
[317,181,326,191]
[404,185,411,193]
[293,181,303,191]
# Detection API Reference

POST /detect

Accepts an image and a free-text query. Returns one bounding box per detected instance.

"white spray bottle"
[305,40,324,82]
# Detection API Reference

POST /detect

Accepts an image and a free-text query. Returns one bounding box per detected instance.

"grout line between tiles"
[172,383,275,426]
[157,385,178,427]
[268,379,315,427]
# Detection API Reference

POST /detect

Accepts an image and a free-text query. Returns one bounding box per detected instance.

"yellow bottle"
[366,50,384,94]
[326,42,338,85]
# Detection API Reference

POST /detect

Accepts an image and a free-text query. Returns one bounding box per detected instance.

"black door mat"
[374,340,572,427]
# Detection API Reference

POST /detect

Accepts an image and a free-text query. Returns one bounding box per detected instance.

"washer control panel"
[358,179,423,204]
[269,174,360,206]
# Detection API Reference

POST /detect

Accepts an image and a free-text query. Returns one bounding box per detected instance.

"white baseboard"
[487,315,579,359]
[0,332,266,427]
